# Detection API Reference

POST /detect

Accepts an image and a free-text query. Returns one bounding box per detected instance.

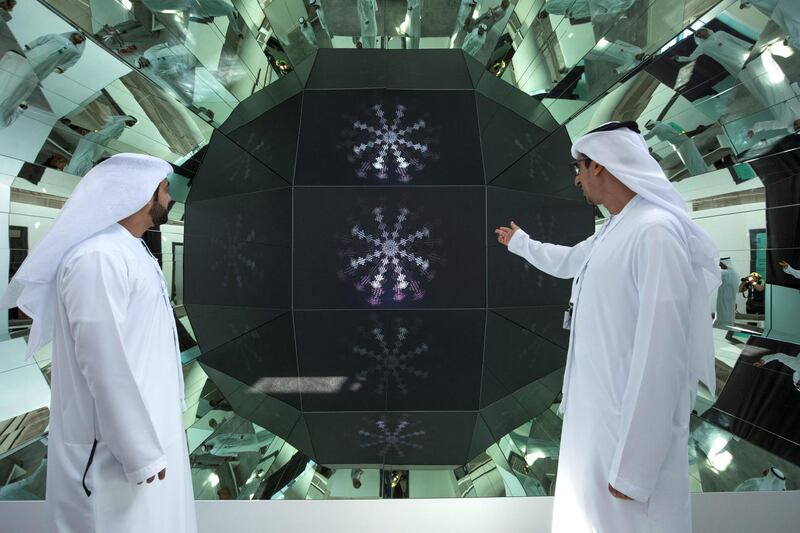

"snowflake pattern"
[358,417,425,457]
[352,104,428,182]
[353,325,429,395]
[211,216,257,289]
[345,207,433,305]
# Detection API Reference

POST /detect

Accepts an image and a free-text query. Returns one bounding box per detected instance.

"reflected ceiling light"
[769,41,794,58]
[763,52,786,83]
[597,37,609,47]
[250,376,348,394]
[707,436,733,471]
[34,222,40,229]
[525,450,547,466]
[41,188,47,193]
[567,33,573,38]
[208,473,220,487]
[120,0,133,10]
[472,10,480,19]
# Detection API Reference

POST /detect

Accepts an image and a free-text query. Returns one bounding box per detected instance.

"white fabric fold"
[0,153,172,359]
[572,124,721,395]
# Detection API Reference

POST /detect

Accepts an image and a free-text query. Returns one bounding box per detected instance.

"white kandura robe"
[783,264,800,279]
[545,0,591,19]
[758,353,800,388]
[48,223,196,533]
[509,196,695,533]
[300,22,318,47]
[684,31,750,77]
[715,266,738,327]
[406,0,422,49]
[744,0,800,50]
[65,116,131,177]
[0,51,38,128]
[644,122,711,177]
[737,52,800,136]
[25,33,83,81]
[453,0,475,35]
[357,0,378,48]
[462,28,487,57]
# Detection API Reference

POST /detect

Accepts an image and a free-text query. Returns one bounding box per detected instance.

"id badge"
[563,309,572,330]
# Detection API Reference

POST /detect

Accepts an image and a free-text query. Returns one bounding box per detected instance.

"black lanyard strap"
[82,439,98,497]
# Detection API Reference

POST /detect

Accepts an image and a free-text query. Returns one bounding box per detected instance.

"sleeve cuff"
[507,229,530,256]
[609,474,651,503]
[124,455,168,484]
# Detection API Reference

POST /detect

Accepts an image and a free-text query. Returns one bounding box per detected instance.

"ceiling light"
[769,41,794,58]
[208,473,220,487]
[120,0,133,10]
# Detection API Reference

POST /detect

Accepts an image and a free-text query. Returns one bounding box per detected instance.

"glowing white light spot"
[208,473,220,487]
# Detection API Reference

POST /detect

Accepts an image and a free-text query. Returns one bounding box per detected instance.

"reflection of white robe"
[544,0,591,19]
[205,431,272,457]
[685,31,750,76]
[645,122,711,176]
[584,39,642,74]
[357,0,378,48]
[300,22,317,47]
[758,353,800,388]
[142,0,240,35]
[589,0,636,16]
[0,51,38,128]
[141,43,198,106]
[406,0,422,49]
[735,469,787,491]
[454,0,476,35]
[783,264,800,279]
[738,52,800,135]
[509,196,694,533]
[462,28,486,57]
[715,265,739,327]
[25,33,84,81]
[48,224,196,533]
[64,116,131,176]
[743,0,800,50]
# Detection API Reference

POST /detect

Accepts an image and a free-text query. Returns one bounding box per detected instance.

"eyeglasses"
[568,158,592,176]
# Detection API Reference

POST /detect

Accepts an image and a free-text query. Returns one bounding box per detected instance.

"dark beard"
[148,201,168,226]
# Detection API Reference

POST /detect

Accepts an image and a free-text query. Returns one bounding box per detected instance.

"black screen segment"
[295,90,484,186]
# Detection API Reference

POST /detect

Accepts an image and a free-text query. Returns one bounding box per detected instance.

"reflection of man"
[0,0,16,22]
[738,271,765,314]
[298,16,317,47]
[308,0,330,38]
[473,0,510,31]
[715,257,738,327]
[735,467,787,491]
[24,32,86,81]
[740,1,800,50]
[405,0,422,50]
[779,260,800,279]
[453,0,477,36]
[495,121,719,533]
[142,0,242,38]
[351,468,364,489]
[584,39,643,74]
[754,353,800,391]
[64,115,138,176]
[0,154,197,533]
[738,51,800,141]
[357,0,378,49]
[676,28,750,77]
[462,24,487,57]
[643,120,712,176]
[0,50,37,128]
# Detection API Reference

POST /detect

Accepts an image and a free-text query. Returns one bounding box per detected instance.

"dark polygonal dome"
[184,49,592,467]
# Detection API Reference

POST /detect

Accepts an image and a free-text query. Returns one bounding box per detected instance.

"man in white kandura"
[64,115,138,176]
[676,27,751,77]
[0,154,197,533]
[496,121,720,533]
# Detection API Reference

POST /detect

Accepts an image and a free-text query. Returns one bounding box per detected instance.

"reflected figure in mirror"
[0,0,16,22]
[584,39,643,75]
[462,23,488,58]
[643,120,712,177]
[453,0,477,36]
[738,51,800,142]
[715,258,739,328]
[754,354,800,391]
[405,0,423,50]
[23,32,85,82]
[740,0,800,50]
[779,260,800,279]
[676,28,751,77]
[298,16,317,47]
[64,115,138,177]
[0,50,37,128]
[735,466,787,491]
[141,0,242,39]
[351,468,364,489]
[738,271,765,315]
[307,0,331,38]
[357,0,378,49]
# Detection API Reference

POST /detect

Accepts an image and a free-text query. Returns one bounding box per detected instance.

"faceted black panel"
[186,132,288,202]
[199,315,300,409]
[295,90,483,185]
[186,50,583,466]
[227,93,303,182]
[306,49,473,90]
[185,304,287,353]
[294,310,485,412]
[487,186,593,308]
[293,186,486,309]
[491,128,584,201]
[184,188,291,308]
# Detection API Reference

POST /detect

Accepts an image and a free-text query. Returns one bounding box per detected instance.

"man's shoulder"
[627,201,687,245]
[62,226,138,266]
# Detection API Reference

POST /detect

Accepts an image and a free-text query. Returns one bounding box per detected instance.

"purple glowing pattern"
[358,418,425,457]
[352,104,428,182]
[346,207,433,305]
[353,325,429,395]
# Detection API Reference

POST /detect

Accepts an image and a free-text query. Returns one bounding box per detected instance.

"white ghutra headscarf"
[0,153,172,359]
[572,121,722,395]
